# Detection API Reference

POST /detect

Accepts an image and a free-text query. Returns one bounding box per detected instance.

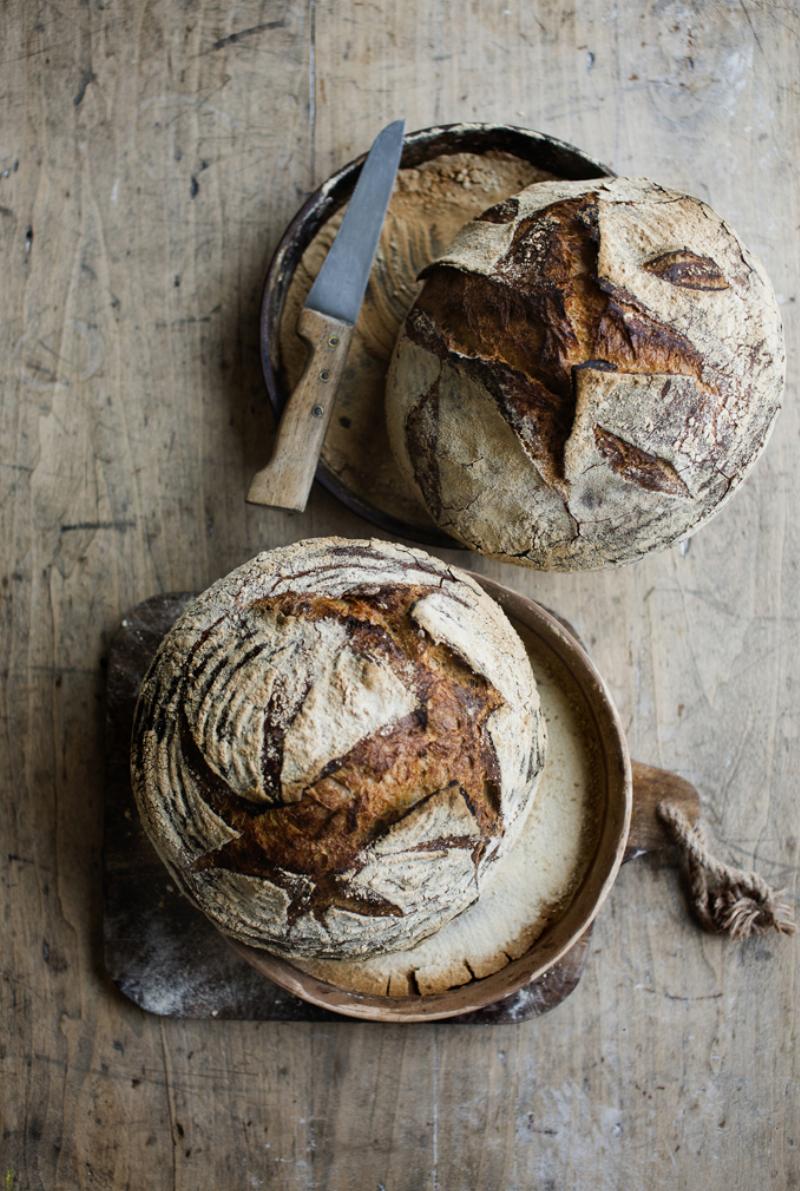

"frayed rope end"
[656,801,796,941]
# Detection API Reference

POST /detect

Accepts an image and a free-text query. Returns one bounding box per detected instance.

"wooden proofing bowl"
[261,123,613,545]
[230,575,693,1023]
[106,581,701,1023]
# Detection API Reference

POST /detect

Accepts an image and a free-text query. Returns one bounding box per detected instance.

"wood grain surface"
[248,307,354,511]
[1,1,797,1188]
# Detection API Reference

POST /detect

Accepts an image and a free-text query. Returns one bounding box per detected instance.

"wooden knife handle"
[247,308,354,512]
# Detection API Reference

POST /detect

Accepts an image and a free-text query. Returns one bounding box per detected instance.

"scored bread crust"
[386,176,784,569]
[131,538,545,959]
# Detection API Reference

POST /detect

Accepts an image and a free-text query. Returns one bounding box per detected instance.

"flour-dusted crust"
[386,176,785,569]
[131,538,545,959]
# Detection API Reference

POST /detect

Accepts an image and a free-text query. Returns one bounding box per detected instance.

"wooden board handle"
[624,761,701,862]
[247,308,354,512]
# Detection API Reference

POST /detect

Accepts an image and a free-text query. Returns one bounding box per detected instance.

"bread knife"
[247,119,406,512]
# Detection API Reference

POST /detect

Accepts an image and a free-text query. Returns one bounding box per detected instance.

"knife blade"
[247,119,406,512]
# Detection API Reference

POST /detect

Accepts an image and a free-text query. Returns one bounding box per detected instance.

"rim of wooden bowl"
[230,572,632,1023]
[259,122,614,547]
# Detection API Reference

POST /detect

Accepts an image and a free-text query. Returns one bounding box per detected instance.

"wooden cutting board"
[103,594,689,1023]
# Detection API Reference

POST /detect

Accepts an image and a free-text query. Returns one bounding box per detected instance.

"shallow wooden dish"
[261,123,613,545]
[230,575,694,1023]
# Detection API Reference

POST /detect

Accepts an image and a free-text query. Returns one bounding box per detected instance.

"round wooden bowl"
[231,573,632,1023]
[260,123,613,546]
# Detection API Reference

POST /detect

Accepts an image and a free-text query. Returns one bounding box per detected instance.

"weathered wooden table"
[1,2,797,1187]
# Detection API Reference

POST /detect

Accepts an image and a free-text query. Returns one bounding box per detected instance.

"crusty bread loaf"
[386,176,784,569]
[131,538,545,959]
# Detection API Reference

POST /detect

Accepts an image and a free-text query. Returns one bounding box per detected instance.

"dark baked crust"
[410,194,707,496]
[177,585,504,923]
[386,177,784,569]
[130,539,544,957]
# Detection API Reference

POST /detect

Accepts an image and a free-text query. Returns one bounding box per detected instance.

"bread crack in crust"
[131,538,545,959]
[386,177,784,569]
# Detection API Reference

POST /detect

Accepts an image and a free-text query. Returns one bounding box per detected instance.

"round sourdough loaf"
[131,538,545,959]
[386,176,784,569]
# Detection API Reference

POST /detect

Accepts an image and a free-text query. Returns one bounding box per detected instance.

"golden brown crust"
[190,587,503,889]
[410,194,711,494]
[131,538,545,959]
[386,177,785,569]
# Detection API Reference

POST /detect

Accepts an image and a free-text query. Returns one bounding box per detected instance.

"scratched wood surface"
[1,1,798,1188]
